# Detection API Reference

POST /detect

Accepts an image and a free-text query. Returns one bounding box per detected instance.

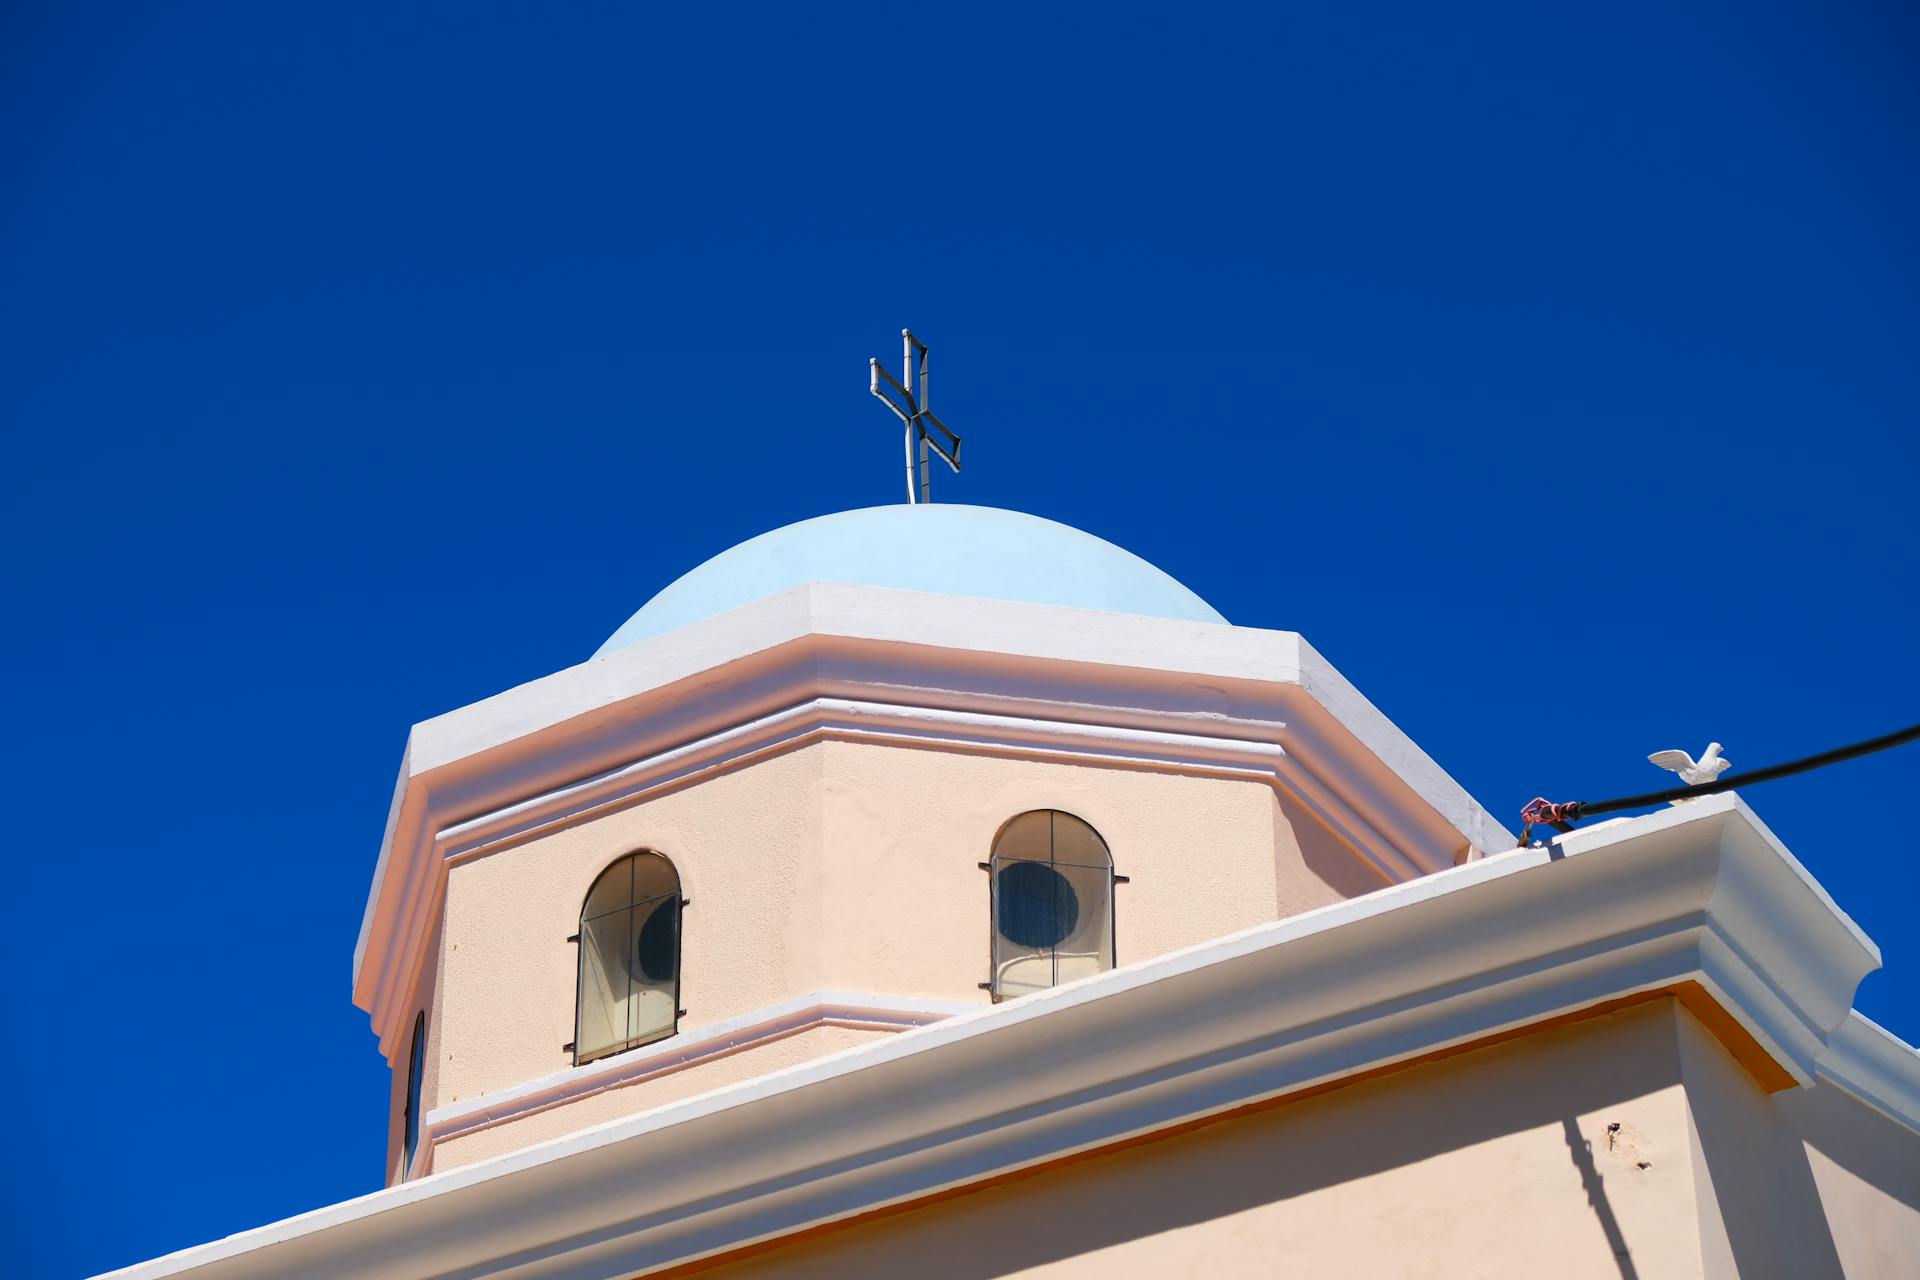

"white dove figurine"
[1647,742,1731,804]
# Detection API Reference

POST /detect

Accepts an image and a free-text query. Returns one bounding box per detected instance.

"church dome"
[594,504,1226,657]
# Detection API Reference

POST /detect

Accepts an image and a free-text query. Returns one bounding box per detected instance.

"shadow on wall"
[1278,789,1393,906]
[1560,1117,1641,1280]
[1679,1008,1918,1279]
[1779,1082,1920,1276]
[1783,1080,1920,1197]
[702,1002,1704,1279]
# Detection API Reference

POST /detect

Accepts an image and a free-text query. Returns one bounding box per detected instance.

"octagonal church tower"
[354,503,1510,1183]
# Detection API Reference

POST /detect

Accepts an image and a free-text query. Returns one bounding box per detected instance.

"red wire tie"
[1520,797,1580,833]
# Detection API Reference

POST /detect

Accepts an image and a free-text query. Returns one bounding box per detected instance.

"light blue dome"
[595,505,1226,657]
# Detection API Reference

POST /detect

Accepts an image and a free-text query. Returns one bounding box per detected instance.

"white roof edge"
[1720,794,1879,962]
[406,583,1302,775]
[110,798,1884,1280]
[396,580,1506,866]
[1816,1009,1920,1137]
[1293,634,1513,849]
[351,734,414,988]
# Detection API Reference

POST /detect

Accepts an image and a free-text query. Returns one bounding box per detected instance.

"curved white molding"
[438,698,1431,880]
[111,796,1881,1280]
[1815,1009,1920,1137]
[355,585,1510,1059]
[411,991,973,1178]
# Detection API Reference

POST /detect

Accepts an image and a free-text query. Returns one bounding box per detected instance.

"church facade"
[108,505,1920,1278]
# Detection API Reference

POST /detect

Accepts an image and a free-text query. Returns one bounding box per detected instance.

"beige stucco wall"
[809,739,1371,993]
[395,736,1385,1175]
[434,744,822,1109]
[1792,1087,1920,1277]
[700,1001,1707,1279]
[692,1001,1920,1280]
[1677,1011,1920,1278]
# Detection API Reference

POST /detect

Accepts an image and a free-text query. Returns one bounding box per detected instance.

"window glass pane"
[1050,813,1110,868]
[582,857,633,922]
[1052,860,1113,984]
[995,859,1073,949]
[995,953,1055,998]
[989,813,1114,999]
[577,852,682,1061]
[627,895,679,1046]
[634,893,679,983]
[576,905,632,1060]
[993,811,1052,863]
[993,918,1054,999]
[404,1016,425,1172]
[632,853,677,904]
[994,857,1074,998]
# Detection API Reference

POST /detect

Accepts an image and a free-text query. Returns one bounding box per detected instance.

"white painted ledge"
[412,991,973,1177]
[435,696,1437,883]
[105,795,1896,1280]
[1815,1010,1920,1137]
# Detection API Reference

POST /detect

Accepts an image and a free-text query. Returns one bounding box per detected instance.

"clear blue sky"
[4,3,1916,1274]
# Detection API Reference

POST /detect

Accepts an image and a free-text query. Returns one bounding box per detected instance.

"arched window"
[575,851,682,1064]
[988,810,1114,1000]
[402,1012,426,1179]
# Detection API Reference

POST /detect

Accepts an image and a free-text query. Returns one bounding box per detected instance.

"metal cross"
[870,328,962,504]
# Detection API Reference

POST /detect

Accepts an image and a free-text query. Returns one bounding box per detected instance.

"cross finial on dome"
[870,328,962,504]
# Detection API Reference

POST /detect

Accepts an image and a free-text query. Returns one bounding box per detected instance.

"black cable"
[1520,720,1920,844]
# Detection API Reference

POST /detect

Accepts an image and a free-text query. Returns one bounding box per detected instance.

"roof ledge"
[1816,1010,1920,1137]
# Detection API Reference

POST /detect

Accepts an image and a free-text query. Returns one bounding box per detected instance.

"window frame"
[983,809,1118,1002]
[402,1011,426,1180]
[571,850,684,1066]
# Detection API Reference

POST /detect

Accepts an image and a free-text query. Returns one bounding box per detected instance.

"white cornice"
[353,584,1511,1058]
[1815,1010,1920,1137]
[113,796,1894,1280]
[438,698,1433,881]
